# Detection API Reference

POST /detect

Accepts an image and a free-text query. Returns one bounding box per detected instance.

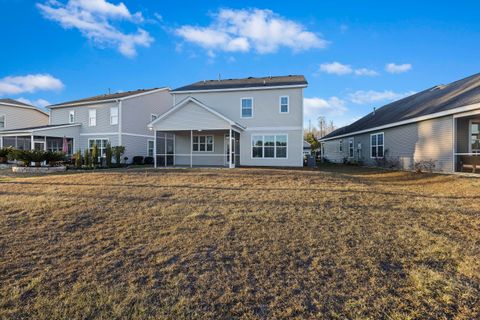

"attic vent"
[431,85,446,91]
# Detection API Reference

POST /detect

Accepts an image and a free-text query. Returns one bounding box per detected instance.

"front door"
[224,134,235,167]
[34,141,45,151]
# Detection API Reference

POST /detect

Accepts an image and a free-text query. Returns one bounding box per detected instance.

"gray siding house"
[320,73,480,173]
[148,75,307,168]
[0,89,173,160]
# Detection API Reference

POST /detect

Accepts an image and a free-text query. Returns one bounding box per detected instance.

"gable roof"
[322,72,480,141]
[172,75,307,92]
[148,96,245,130]
[49,87,169,108]
[0,98,49,116]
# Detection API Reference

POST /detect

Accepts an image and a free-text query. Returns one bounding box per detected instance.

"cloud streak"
[304,97,347,117]
[348,90,416,104]
[319,62,378,76]
[0,74,64,96]
[385,63,412,74]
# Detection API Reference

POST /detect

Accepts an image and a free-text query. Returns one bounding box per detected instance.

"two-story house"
[0,89,173,160]
[148,75,307,168]
[0,99,50,149]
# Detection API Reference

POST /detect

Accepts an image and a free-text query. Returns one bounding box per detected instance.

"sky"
[1,0,480,129]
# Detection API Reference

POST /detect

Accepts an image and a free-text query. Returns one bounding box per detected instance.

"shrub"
[144,156,154,165]
[113,146,125,165]
[415,160,436,173]
[84,149,91,167]
[91,144,99,166]
[73,150,82,168]
[46,151,66,166]
[105,143,113,167]
[132,156,144,165]
[0,147,13,163]
[10,149,51,167]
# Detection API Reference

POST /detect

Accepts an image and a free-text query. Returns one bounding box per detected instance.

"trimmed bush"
[105,143,113,167]
[132,156,144,165]
[144,156,154,165]
[113,146,125,165]
[46,151,66,166]
[0,147,13,163]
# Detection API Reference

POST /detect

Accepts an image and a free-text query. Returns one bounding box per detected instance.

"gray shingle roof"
[322,73,480,140]
[0,98,34,107]
[49,88,164,107]
[172,75,307,92]
[0,123,79,132]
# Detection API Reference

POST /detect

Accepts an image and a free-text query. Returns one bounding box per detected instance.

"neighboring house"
[148,75,307,168]
[303,140,312,155]
[320,73,480,173]
[0,99,50,149]
[0,89,172,160]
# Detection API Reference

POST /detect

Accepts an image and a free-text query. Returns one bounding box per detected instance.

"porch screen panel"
[2,137,16,148]
[156,132,174,166]
[471,121,480,152]
[17,137,31,150]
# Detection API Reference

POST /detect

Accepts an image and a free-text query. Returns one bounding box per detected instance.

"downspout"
[117,99,122,146]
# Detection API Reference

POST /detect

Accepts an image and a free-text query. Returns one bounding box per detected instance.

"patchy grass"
[0,166,479,319]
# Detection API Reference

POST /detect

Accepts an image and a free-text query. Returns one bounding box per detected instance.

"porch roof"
[148,97,245,132]
[0,123,81,135]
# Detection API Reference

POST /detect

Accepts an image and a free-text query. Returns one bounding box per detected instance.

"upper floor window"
[241,98,253,118]
[349,138,354,157]
[280,96,289,113]
[151,114,158,122]
[371,132,384,158]
[192,135,214,152]
[68,110,75,124]
[0,115,5,129]
[88,109,96,126]
[110,107,118,125]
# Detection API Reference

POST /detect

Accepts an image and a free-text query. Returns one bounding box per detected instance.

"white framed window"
[147,140,154,157]
[469,120,480,153]
[88,109,96,126]
[0,115,5,129]
[279,96,289,113]
[151,114,158,122]
[251,134,287,158]
[370,132,384,158]
[349,138,354,158]
[339,139,343,152]
[110,107,118,125]
[88,138,109,157]
[68,110,75,124]
[192,135,214,152]
[241,98,253,118]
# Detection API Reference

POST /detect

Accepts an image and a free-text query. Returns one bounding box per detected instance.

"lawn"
[0,166,479,319]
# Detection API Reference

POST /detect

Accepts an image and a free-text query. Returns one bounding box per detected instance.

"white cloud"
[175,8,327,55]
[37,0,153,57]
[0,74,64,96]
[319,62,378,76]
[17,97,51,108]
[304,96,347,117]
[385,63,412,74]
[349,90,415,104]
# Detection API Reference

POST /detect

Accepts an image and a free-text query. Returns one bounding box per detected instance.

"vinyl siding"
[323,116,454,172]
[0,105,48,130]
[172,131,228,166]
[121,90,173,136]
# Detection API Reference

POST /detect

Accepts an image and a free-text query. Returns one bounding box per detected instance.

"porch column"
[154,130,157,168]
[30,135,34,150]
[44,136,47,151]
[190,130,193,168]
[229,128,233,168]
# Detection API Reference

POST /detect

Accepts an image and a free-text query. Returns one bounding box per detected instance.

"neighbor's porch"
[454,111,480,173]
[1,135,74,155]
[154,129,240,168]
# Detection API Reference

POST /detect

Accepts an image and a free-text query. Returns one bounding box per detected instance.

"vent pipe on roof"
[373,107,376,115]
[218,73,221,81]
[263,80,266,85]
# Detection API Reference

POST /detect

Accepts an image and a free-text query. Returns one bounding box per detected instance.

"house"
[303,140,312,155]
[0,88,173,160]
[148,75,307,168]
[320,73,480,173]
[0,99,50,149]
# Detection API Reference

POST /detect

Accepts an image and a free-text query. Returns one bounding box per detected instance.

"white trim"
[0,123,81,134]
[148,96,245,130]
[320,102,480,142]
[0,101,49,116]
[192,134,215,153]
[172,84,307,94]
[48,87,170,108]
[118,100,122,145]
[0,114,5,130]
[279,95,289,114]
[468,119,480,153]
[370,132,385,159]
[240,97,254,119]
[246,126,302,131]
[80,132,118,136]
[250,133,288,160]
[122,132,155,138]
[154,130,157,168]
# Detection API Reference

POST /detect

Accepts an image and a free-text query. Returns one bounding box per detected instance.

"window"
[110,107,118,125]
[339,139,343,152]
[68,110,75,124]
[192,135,214,152]
[148,140,154,157]
[371,132,384,158]
[151,114,158,122]
[251,134,287,158]
[241,98,253,118]
[88,109,96,126]
[470,121,480,153]
[0,115,5,129]
[280,96,289,113]
[89,139,109,157]
[349,138,354,158]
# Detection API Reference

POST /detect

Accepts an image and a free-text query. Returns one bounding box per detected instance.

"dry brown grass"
[0,165,479,319]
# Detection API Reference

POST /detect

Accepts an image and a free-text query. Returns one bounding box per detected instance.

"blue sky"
[1,0,480,129]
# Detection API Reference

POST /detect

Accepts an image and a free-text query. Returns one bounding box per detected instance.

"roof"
[303,140,312,148]
[49,87,168,108]
[322,72,480,140]
[0,123,80,134]
[0,99,49,115]
[172,75,308,92]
